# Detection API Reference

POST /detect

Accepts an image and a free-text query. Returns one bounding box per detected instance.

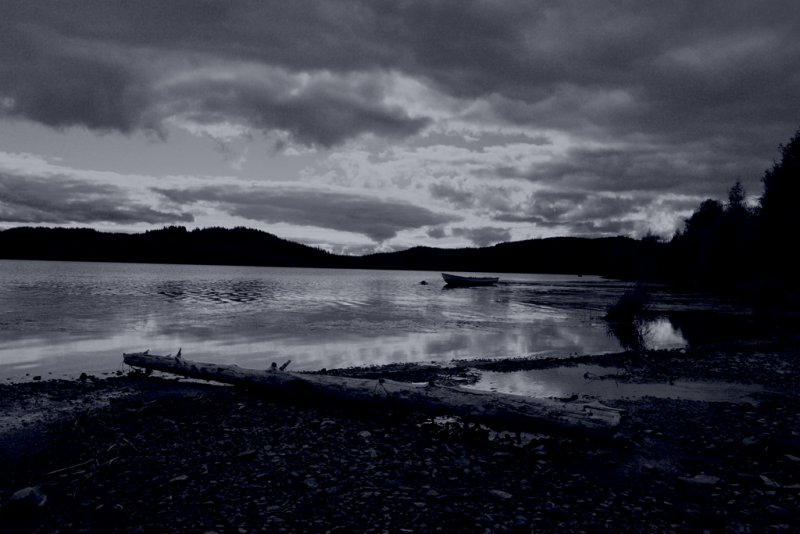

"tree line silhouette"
[666,127,800,306]
[0,225,653,279]
[0,226,342,268]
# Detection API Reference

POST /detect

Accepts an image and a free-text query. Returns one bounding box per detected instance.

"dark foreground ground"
[1,343,798,533]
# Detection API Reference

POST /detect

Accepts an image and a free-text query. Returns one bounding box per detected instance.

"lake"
[0,260,752,380]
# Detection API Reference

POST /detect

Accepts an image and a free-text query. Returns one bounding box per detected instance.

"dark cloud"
[536,191,639,221]
[494,190,641,235]
[2,1,797,152]
[525,142,770,196]
[451,226,511,247]
[161,71,431,147]
[430,181,519,215]
[154,185,458,241]
[0,173,193,225]
[0,45,150,134]
[429,182,474,209]
[0,1,432,146]
[426,225,447,239]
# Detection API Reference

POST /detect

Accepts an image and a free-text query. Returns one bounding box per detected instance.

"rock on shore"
[1,344,799,532]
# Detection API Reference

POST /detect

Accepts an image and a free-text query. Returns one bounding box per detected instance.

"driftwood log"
[123,352,622,434]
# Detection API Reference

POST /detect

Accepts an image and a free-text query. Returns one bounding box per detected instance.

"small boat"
[441,273,499,287]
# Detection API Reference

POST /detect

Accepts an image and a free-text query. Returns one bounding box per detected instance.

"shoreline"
[1,343,799,532]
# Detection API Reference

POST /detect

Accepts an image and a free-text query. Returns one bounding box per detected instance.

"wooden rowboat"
[441,273,499,287]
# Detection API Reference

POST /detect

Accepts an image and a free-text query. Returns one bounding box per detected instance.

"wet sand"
[1,342,799,532]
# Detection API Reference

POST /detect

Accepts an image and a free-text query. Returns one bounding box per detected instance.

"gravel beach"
[1,343,798,533]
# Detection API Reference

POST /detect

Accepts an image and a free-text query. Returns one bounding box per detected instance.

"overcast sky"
[1,1,798,254]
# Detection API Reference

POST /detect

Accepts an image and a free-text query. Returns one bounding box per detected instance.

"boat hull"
[441,273,499,286]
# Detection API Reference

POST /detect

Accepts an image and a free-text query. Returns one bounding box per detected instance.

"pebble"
[236,449,257,459]
[679,474,720,485]
[6,486,48,511]
[760,475,780,488]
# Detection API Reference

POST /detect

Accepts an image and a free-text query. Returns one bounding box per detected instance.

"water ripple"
[0,261,752,379]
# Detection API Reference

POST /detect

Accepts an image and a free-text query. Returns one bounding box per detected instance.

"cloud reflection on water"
[466,365,764,404]
[0,260,748,380]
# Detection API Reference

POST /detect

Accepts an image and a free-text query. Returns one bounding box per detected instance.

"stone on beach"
[5,486,48,513]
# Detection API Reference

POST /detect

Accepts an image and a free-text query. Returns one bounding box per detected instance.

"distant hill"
[358,236,665,279]
[0,226,664,278]
[0,226,345,268]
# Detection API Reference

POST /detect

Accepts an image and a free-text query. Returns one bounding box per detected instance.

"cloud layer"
[155,185,458,241]
[4,1,798,149]
[0,172,192,225]
[2,1,798,246]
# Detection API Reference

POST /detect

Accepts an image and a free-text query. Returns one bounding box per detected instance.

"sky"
[1,1,798,254]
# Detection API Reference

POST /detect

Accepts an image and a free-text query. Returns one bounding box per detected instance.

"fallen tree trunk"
[122,352,622,434]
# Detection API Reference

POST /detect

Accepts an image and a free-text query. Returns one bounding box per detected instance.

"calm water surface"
[0,260,747,379]
[465,366,765,404]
